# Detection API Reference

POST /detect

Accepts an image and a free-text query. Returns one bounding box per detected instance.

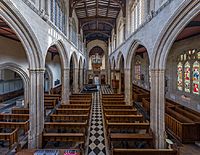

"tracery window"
[50,0,66,33]
[177,49,200,95]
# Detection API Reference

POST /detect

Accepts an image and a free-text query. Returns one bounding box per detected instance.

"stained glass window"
[184,61,190,93]
[177,62,183,91]
[193,61,199,94]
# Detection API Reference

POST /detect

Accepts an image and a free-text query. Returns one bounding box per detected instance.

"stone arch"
[44,65,53,92]
[70,52,79,68]
[111,56,116,70]
[126,40,148,69]
[152,1,199,69]
[45,40,69,69]
[0,1,43,69]
[116,52,125,69]
[0,63,30,107]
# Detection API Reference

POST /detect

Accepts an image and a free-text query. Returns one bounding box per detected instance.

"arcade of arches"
[0,0,200,155]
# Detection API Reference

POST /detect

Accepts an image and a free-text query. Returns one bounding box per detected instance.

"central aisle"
[87,91,107,155]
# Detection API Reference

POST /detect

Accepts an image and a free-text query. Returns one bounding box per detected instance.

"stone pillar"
[107,66,111,86]
[150,69,166,149]
[28,68,45,149]
[124,68,132,105]
[69,18,73,41]
[24,84,29,108]
[79,68,84,90]
[118,71,122,94]
[62,68,70,104]
[73,68,79,93]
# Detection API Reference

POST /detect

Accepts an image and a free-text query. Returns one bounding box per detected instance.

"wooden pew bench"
[0,128,18,148]
[50,85,62,94]
[105,114,144,123]
[42,132,84,148]
[112,149,178,155]
[110,133,153,149]
[69,100,91,104]
[0,120,29,133]
[102,98,124,102]
[102,101,126,105]
[44,94,61,100]
[165,112,198,143]
[104,109,137,115]
[55,108,90,115]
[102,94,124,98]
[106,121,150,135]
[103,104,133,109]
[12,108,29,114]
[59,104,91,109]
[44,121,87,135]
[0,114,29,122]
[50,114,89,123]
[44,99,57,109]
[133,91,150,102]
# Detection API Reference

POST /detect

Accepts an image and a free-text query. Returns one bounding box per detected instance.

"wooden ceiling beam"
[83,29,111,34]
[81,20,114,28]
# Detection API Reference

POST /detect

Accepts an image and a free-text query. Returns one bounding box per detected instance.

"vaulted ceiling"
[69,0,126,43]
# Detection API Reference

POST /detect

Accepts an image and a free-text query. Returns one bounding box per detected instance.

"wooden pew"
[110,133,154,149]
[106,121,150,135]
[165,112,198,143]
[44,121,87,134]
[12,108,29,114]
[42,132,85,147]
[50,85,62,94]
[105,114,144,123]
[50,114,89,123]
[0,114,29,122]
[112,149,178,155]
[103,104,133,109]
[133,91,150,102]
[55,108,90,115]
[44,94,61,100]
[44,99,57,109]
[0,121,29,133]
[69,100,91,104]
[59,104,91,109]
[102,101,126,105]
[104,109,137,115]
[0,128,18,148]
[0,89,23,102]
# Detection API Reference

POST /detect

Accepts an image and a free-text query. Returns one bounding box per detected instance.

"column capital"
[150,68,165,72]
[63,67,70,71]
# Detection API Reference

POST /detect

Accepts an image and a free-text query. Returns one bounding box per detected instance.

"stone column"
[150,69,166,149]
[79,68,84,90]
[118,71,122,94]
[62,68,70,104]
[124,68,132,105]
[73,68,79,93]
[107,66,111,86]
[28,68,45,149]
[24,84,29,108]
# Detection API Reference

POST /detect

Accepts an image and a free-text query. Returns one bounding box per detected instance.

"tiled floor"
[87,91,106,155]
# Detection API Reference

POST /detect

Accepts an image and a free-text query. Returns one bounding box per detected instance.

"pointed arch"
[116,52,125,70]
[0,63,30,107]
[70,52,79,68]
[0,1,43,69]
[152,1,199,69]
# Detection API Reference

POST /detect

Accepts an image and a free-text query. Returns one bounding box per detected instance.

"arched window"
[130,0,144,33]
[50,0,66,33]
[72,18,77,46]
[177,49,200,95]
[177,62,183,91]
[184,61,190,93]
[193,61,199,94]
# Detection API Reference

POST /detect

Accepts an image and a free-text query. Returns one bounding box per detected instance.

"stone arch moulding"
[0,63,30,107]
[152,1,200,70]
[70,52,79,68]
[0,0,43,69]
[126,40,148,69]
[116,52,125,70]
[45,65,54,90]
[45,40,69,69]
[111,56,116,70]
